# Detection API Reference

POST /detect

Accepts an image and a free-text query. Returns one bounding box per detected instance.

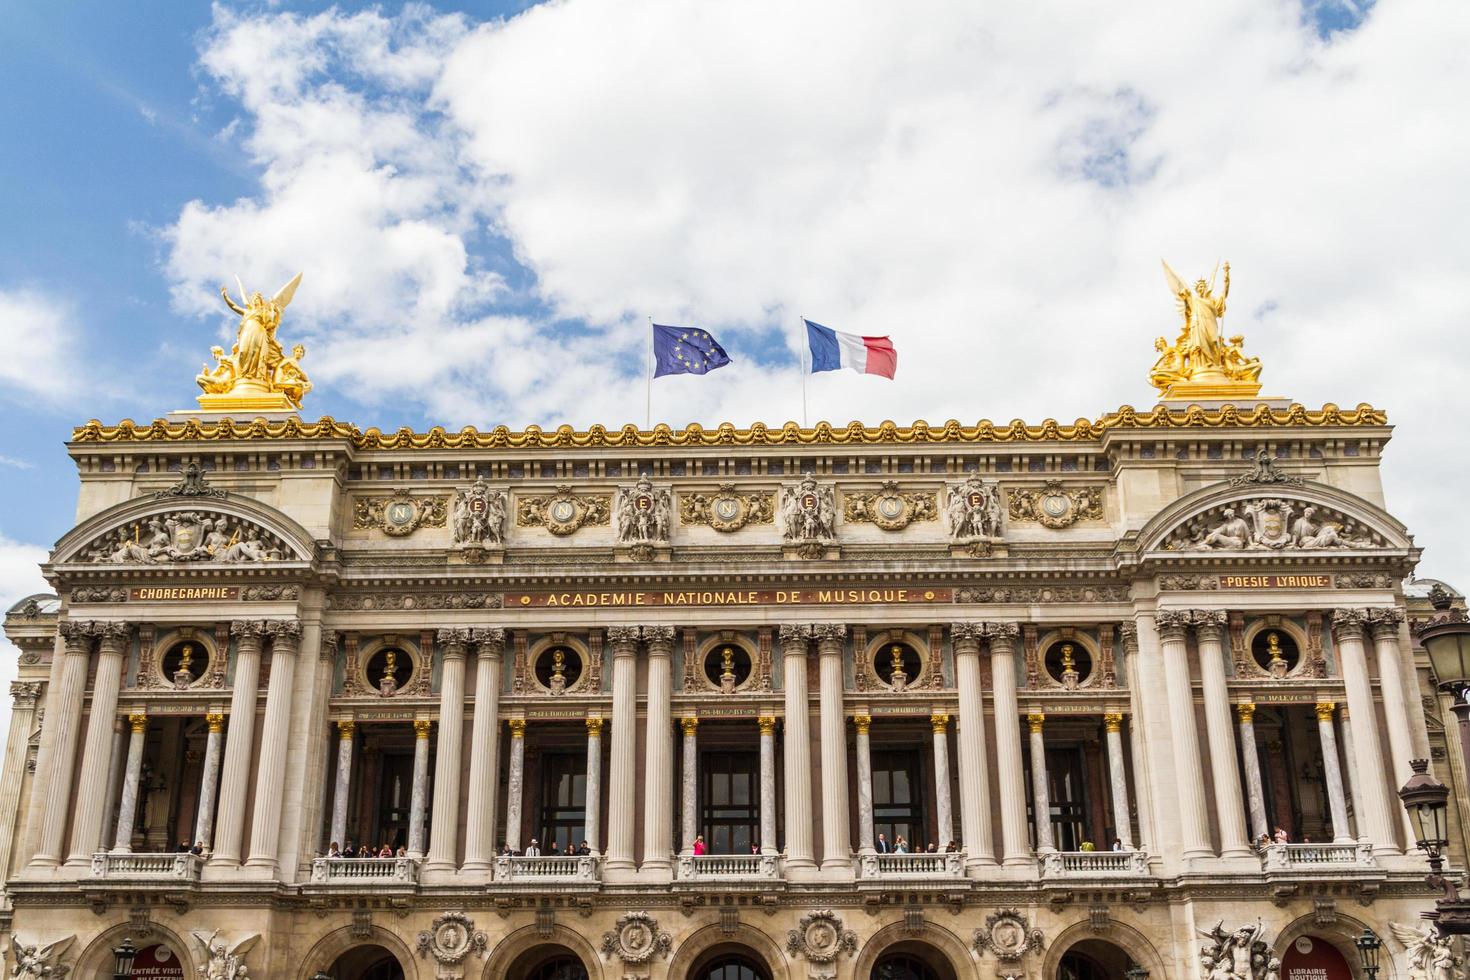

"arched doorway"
[324,944,406,980]
[1281,935,1354,980]
[690,951,771,980]
[507,945,590,980]
[872,941,957,980]
[130,943,186,979]
[1059,939,1135,980]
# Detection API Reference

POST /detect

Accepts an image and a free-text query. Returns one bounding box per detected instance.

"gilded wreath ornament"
[515,486,611,536]
[842,481,937,530]
[352,489,449,537]
[1007,481,1103,529]
[679,484,775,532]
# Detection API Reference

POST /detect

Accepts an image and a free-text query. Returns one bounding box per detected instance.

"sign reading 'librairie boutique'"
[508,587,952,608]
[1218,574,1332,590]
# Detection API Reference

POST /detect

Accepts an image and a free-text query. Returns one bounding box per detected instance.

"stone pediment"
[51,496,315,568]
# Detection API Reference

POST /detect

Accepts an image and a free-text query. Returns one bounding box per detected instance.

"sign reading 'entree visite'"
[509,587,951,608]
[130,586,241,601]
[1218,574,1332,589]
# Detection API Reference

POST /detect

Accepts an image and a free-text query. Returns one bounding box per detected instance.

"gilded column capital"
[436,627,472,656]
[336,719,355,739]
[472,627,506,658]
[413,719,433,739]
[1315,701,1337,722]
[128,713,148,734]
[757,716,777,736]
[1367,607,1405,638]
[949,622,986,644]
[930,713,949,734]
[1118,622,1139,654]
[643,625,676,653]
[850,714,870,735]
[680,716,699,736]
[1331,608,1369,639]
[1155,610,1192,640]
[230,619,267,639]
[507,718,526,739]
[207,713,226,733]
[1103,712,1123,732]
[606,626,641,652]
[586,717,604,737]
[1027,712,1045,733]
[777,624,812,649]
[1235,702,1256,724]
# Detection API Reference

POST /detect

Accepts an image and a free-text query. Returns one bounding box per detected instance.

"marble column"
[195,713,225,850]
[931,713,954,849]
[246,621,301,869]
[31,622,92,868]
[67,622,130,864]
[100,719,128,853]
[680,717,699,857]
[462,628,504,870]
[1338,705,1365,843]
[210,620,264,866]
[758,716,778,855]
[1157,610,1213,859]
[642,626,676,874]
[853,715,876,856]
[1316,701,1354,843]
[111,713,148,852]
[503,719,526,853]
[1028,713,1054,852]
[604,627,640,873]
[779,625,816,870]
[1236,703,1270,844]
[427,629,469,872]
[814,624,852,870]
[0,682,43,882]
[328,721,355,851]
[406,719,432,857]
[1369,610,1418,841]
[983,622,1023,865]
[1193,610,1252,858]
[584,718,603,855]
[1333,609,1398,854]
[1103,714,1133,849]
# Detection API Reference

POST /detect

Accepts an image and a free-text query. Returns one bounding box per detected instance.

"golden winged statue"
[1149,260,1263,399]
[196,272,312,412]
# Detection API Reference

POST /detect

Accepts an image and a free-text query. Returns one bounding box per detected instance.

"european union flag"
[651,323,732,377]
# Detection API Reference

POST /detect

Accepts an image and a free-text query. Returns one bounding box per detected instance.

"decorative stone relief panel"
[1007,480,1104,528]
[786,910,857,980]
[600,912,672,966]
[842,481,937,530]
[780,476,837,555]
[973,909,1045,961]
[353,489,449,536]
[679,484,775,532]
[416,912,488,972]
[1163,498,1383,551]
[516,486,611,535]
[78,511,293,564]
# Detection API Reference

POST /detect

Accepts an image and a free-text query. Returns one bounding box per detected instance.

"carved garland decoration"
[842,481,938,530]
[1007,481,1104,528]
[515,486,611,536]
[352,489,449,537]
[679,484,775,532]
[600,911,672,965]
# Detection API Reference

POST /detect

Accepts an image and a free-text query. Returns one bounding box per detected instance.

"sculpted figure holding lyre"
[196,272,311,411]
[1150,260,1263,396]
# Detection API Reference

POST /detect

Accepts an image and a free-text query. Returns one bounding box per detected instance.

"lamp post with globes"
[1353,928,1381,980]
[1415,584,1470,772]
[1398,758,1470,934]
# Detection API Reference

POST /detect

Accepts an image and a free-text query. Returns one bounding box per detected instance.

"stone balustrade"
[91,851,203,882]
[1039,849,1150,878]
[1260,842,1375,871]
[859,851,965,879]
[676,853,783,881]
[310,856,420,884]
[493,854,599,882]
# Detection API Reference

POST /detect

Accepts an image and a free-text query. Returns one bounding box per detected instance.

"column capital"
[58,620,93,646]
[606,626,641,652]
[1118,622,1139,654]
[508,718,526,739]
[1191,609,1228,638]
[1315,701,1337,721]
[413,719,432,739]
[9,681,40,707]
[1236,701,1256,724]
[777,624,812,649]
[319,630,341,662]
[265,620,301,654]
[436,627,472,654]
[950,622,986,644]
[128,713,148,734]
[643,625,676,653]
[812,624,847,647]
[230,619,267,639]
[758,716,777,736]
[207,713,225,733]
[472,627,506,657]
[94,622,131,650]
[1027,712,1045,733]
[851,714,870,735]
[1156,610,1192,640]
[1331,608,1369,639]
[336,719,355,739]
[986,622,1021,641]
[930,713,949,734]
[680,716,699,736]
[586,717,604,736]
[1367,607,1404,638]
[1103,712,1123,732]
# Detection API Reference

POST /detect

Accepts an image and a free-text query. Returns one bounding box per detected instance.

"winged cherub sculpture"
[191,930,260,980]
[197,272,311,411]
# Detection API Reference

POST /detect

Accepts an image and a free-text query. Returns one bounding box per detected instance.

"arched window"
[698,953,770,980]
[525,955,589,980]
[874,952,946,980]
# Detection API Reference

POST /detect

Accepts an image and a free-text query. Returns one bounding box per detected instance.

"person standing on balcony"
[693,835,707,855]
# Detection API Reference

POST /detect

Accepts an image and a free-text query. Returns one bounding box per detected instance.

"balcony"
[677,853,783,882]
[493,854,600,888]
[860,851,965,880]
[307,856,419,893]
[1040,849,1151,880]
[1261,843,1375,872]
[90,851,203,883]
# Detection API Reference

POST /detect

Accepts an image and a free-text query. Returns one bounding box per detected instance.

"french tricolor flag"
[803,318,897,379]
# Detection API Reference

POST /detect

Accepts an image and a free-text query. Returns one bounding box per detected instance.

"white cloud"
[0,534,51,743]
[0,289,95,408]
[0,457,34,471]
[165,0,1470,586]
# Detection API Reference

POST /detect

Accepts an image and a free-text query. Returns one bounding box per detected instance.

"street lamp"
[1416,586,1470,771]
[111,938,137,980]
[1398,757,1470,933]
[1353,928,1381,980]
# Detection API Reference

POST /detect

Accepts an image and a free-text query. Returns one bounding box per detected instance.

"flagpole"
[645,316,654,430]
[799,314,809,429]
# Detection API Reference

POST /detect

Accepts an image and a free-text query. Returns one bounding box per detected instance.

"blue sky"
[3,0,1467,637]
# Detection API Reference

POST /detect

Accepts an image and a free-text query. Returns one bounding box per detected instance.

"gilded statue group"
[1149,260,1262,393]
[196,273,312,409]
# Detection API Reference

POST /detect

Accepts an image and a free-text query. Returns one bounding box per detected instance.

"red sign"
[1282,935,1352,980]
[130,944,186,979]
